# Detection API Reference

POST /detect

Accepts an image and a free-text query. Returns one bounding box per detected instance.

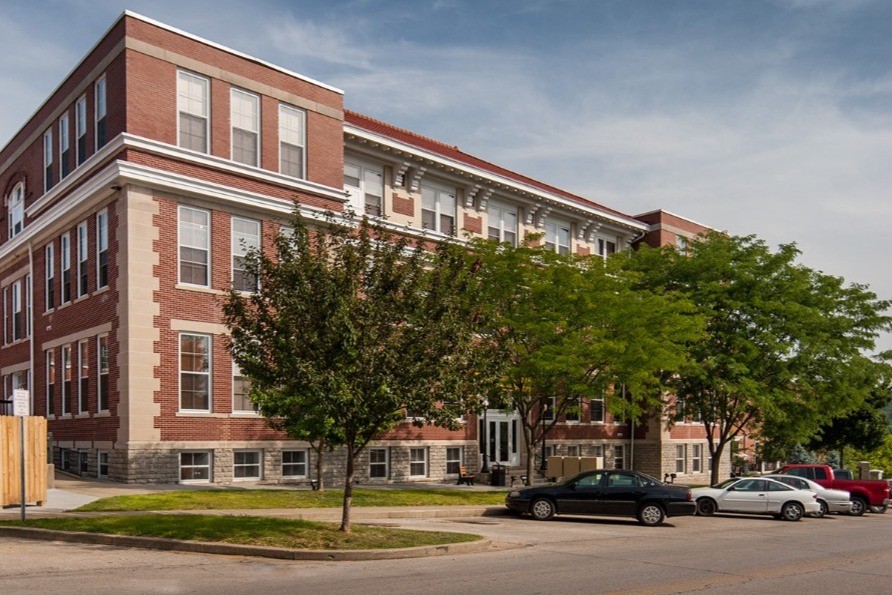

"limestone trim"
[170,319,229,336]
[41,322,113,351]
[0,360,31,375]
[1,264,31,288]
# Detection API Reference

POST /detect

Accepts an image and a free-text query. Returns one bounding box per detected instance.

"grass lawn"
[77,488,508,512]
[0,515,481,550]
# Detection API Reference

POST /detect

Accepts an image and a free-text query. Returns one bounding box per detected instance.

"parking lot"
[2,508,891,594]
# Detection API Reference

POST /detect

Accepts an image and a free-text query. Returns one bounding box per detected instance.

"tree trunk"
[710,441,726,486]
[523,421,535,486]
[314,439,325,492]
[339,442,355,533]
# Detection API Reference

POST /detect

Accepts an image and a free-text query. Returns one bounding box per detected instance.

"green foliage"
[788,444,818,464]
[628,232,892,483]
[845,434,892,476]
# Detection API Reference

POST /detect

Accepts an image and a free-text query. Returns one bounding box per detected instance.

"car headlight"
[508,491,521,498]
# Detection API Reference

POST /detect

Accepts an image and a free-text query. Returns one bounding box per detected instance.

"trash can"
[490,463,506,487]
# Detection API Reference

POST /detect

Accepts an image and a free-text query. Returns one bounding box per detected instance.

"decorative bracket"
[408,167,427,192]
[394,161,410,188]
[478,188,493,212]
[464,184,481,209]
[525,203,542,226]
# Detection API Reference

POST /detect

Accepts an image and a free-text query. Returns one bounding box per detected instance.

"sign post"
[13,389,29,522]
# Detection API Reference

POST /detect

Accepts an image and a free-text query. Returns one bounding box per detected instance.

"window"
[24,275,30,338]
[567,445,580,457]
[180,333,210,411]
[369,448,388,479]
[231,88,259,166]
[421,183,456,235]
[592,444,604,460]
[98,334,109,411]
[8,183,24,239]
[96,209,108,289]
[46,349,55,416]
[62,344,72,415]
[11,280,22,341]
[233,450,262,480]
[446,446,462,475]
[44,129,54,191]
[279,104,305,178]
[232,360,255,412]
[45,243,55,310]
[590,397,605,423]
[613,444,624,469]
[78,339,89,413]
[177,71,209,153]
[545,221,571,255]
[487,202,518,245]
[675,234,688,255]
[343,160,384,217]
[692,444,702,473]
[598,238,617,258]
[179,206,210,286]
[75,96,87,166]
[565,399,581,422]
[59,113,70,179]
[95,76,107,149]
[675,444,686,474]
[674,396,686,422]
[231,217,260,292]
[409,447,427,477]
[98,451,109,478]
[77,221,88,297]
[61,233,72,303]
[543,396,556,421]
[282,450,308,478]
[180,451,211,482]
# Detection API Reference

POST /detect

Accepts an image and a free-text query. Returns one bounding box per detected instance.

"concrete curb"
[0,526,493,561]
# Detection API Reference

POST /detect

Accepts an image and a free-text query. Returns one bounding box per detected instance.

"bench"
[457,466,476,486]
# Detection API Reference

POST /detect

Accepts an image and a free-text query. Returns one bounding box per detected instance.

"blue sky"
[1,0,890,351]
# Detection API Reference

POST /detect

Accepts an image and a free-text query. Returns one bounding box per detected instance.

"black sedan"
[505,469,696,526]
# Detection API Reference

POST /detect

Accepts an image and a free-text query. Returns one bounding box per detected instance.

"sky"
[1,0,890,352]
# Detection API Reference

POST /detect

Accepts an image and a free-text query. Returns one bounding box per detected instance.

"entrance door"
[482,411,520,467]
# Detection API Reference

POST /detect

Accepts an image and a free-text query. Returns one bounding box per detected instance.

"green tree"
[471,238,702,484]
[224,212,490,532]
[629,232,892,485]
[845,434,892,476]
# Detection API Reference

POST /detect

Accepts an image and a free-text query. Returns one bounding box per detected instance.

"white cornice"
[345,124,646,232]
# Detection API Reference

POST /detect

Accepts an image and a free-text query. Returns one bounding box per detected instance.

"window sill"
[75,412,90,419]
[175,284,226,296]
[176,411,227,418]
[95,410,111,417]
[231,411,261,417]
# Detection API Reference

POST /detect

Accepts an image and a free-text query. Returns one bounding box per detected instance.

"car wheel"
[869,505,887,514]
[637,503,665,527]
[696,498,717,516]
[781,501,804,521]
[849,497,868,517]
[813,500,828,518]
[530,498,555,521]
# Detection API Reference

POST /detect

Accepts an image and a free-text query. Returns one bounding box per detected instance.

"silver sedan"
[763,474,853,517]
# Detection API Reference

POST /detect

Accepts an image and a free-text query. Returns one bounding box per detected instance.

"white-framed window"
[282,449,308,478]
[24,275,31,338]
[421,182,456,235]
[369,447,389,479]
[78,339,89,413]
[232,360,256,412]
[61,343,72,415]
[59,113,70,179]
[343,159,384,217]
[46,348,55,417]
[231,217,260,292]
[675,444,686,474]
[45,242,55,311]
[179,333,211,411]
[487,202,518,246]
[2,287,6,345]
[180,451,211,482]
[613,444,625,469]
[178,206,210,286]
[77,221,88,297]
[674,396,686,423]
[409,447,428,477]
[95,75,107,149]
[597,238,616,258]
[96,209,108,289]
[675,234,688,255]
[279,104,306,178]
[545,220,571,255]
[692,444,702,473]
[233,450,262,480]
[75,95,87,166]
[61,233,72,303]
[231,88,259,166]
[565,398,581,422]
[44,128,54,191]
[98,334,109,412]
[446,446,462,475]
[592,444,604,460]
[98,451,109,478]
[590,396,605,423]
[567,445,580,457]
[177,71,209,153]
[11,280,22,341]
[543,396,556,421]
[7,182,24,239]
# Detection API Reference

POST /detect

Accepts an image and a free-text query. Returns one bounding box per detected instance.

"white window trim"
[692,444,702,474]
[179,450,212,483]
[179,332,212,412]
[231,216,260,293]
[279,103,306,179]
[75,95,87,166]
[420,181,457,235]
[282,449,309,478]
[343,157,384,217]
[77,220,88,297]
[11,280,22,342]
[409,447,428,477]
[96,209,108,289]
[59,112,70,179]
[43,129,54,192]
[545,219,571,255]
[45,242,55,312]
[8,182,25,239]
[97,333,109,412]
[46,348,55,417]
[61,233,71,304]
[95,75,107,148]
[98,451,109,478]
[177,70,210,154]
[231,359,257,413]
[675,444,687,475]
[445,446,463,476]
[230,87,260,167]
[487,201,519,245]
[61,344,71,415]
[78,338,89,414]
[178,205,211,287]
[369,447,389,480]
[24,275,31,338]
[233,449,262,481]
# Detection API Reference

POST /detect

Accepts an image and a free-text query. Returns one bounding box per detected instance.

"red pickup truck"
[774,464,891,516]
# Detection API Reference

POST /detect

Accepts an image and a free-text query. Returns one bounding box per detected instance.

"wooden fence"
[0,416,48,507]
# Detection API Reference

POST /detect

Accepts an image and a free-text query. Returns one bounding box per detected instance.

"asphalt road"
[2,510,891,594]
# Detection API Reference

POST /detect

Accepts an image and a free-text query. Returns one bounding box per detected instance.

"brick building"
[0,11,728,485]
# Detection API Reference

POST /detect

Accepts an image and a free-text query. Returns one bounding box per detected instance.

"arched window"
[7,182,24,239]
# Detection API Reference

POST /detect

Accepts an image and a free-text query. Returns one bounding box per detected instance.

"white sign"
[13,389,30,417]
